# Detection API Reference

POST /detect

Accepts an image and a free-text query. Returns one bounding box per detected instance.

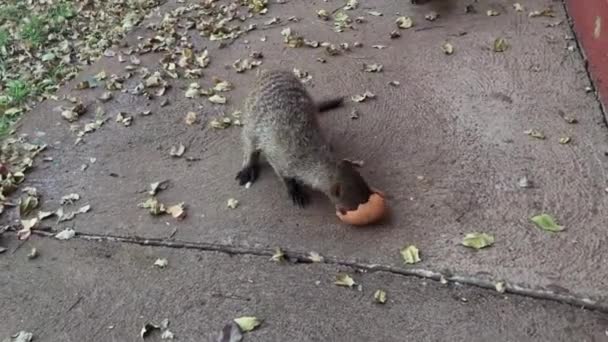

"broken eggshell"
[336,191,387,226]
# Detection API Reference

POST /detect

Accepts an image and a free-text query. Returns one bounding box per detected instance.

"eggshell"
[336,192,387,226]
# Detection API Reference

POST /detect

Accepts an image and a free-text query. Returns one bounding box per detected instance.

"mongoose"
[236,69,373,214]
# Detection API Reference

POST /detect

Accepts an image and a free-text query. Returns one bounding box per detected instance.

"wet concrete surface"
[3,0,608,325]
[1,236,607,341]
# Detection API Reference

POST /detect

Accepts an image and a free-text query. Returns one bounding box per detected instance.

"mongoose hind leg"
[284,177,310,208]
[236,128,261,186]
[236,150,260,185]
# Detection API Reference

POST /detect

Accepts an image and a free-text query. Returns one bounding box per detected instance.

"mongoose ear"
[330,183,342,197]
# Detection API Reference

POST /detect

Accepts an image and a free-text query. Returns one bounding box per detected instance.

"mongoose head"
[330,160,374,214]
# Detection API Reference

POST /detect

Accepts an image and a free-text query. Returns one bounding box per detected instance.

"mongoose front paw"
[236,165,259,186]
[285,178,309,208]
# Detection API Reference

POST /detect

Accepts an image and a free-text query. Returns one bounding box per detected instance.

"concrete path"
[1,237,607,341]
[2,0,608,340]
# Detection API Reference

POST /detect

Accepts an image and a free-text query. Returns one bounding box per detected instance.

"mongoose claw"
[236,165,259,186]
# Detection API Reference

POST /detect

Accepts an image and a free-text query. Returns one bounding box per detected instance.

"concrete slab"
[5,0,608,309]
[1,235,607,341]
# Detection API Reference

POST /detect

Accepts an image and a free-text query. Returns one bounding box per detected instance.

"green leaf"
[461,233,495,249]
[234,316,261,332]
[493,38,509,52]
[334,273,356,287]
[400,245,421,264]
[270,247,285,262]
[530,214,564,232]
[374,289,387,304]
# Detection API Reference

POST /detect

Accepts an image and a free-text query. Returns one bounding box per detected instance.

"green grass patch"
[0,29,9,50]
[20,15,46,47]
[6,79,31,104]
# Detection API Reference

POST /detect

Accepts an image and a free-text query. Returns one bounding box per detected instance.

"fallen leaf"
[149,180,169,196]
[308,251,323,262]
[209,94,227,104]
[61,110,80,122]
[55,228,76,240]
[400,245,421,264]
[493,38,509,52]
[19,194,39,217]
[351,90,376,103]
[529,8,555,18]
[559,137,571,144]
[227,198,239,209]
[270,247,285,262]
[344,0,359,10]
[524,129,545,139]
[333,12,352,32]
[154,258,168,268]
[79,205,91,214]
[518,176,532,188]
[160,330,174,340]
[363,63,383,72]
[461,233,495,249]
[116,112,133,126]
[233,58,263,73]
[487,9,499,16]
[396,16,413,29]
[281,27,304,47]
[210,117,233,129]
[184,112,198,125]
[185,83,201,98]
[374,289,387,304]
[7,331,34,342]
[531,214,564,232]
[442,42,454,55]
[317,9,330,20]
[495,281,506,293]
[196,49,210,68]
[213,80,233,92]
[234,316,261,333]
[61,193,80,205]
[425,11,439,21]
[513,3,524,12]
[139,197,166,215]
[38,211,54,220]
[335,273,356,287]
[170,144,186,157]
[18,218,39,240]
[167,203,186,220]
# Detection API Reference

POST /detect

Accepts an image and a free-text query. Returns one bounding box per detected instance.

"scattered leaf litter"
[55,228,76,240]
[334,273,356,287]
[154,258,169,268]
[234,316,262,332]
[461,233,495,249]
[374,289,387,304]
[227,198,239,209]
[400,245,421,264]
[530,214,564,232]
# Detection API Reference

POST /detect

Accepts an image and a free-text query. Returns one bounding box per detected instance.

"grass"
[20,15,46,47]
[6,80,31,104]
[0,29,9,50]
